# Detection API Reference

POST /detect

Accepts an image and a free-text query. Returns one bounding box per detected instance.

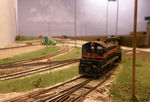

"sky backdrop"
[18,0,150,36]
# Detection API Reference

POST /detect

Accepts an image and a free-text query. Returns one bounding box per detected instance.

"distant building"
[145,16,150,46]
[60,35,67,39]
[130,31,146,35]
[0,0,18,48]
[145,16,150,21]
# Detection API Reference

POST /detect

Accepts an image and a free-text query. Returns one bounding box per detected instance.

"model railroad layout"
[0,46,69,69]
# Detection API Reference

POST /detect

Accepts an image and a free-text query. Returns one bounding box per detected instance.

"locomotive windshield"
[82,42,104,56]
[82,44,91,54]
[97,46,104,56]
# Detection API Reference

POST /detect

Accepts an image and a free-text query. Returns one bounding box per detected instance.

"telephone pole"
[115,0,119,36]
[74,0,77,46]
[132,0,138,101]
[48,23,51,36]
[106,0,109,36]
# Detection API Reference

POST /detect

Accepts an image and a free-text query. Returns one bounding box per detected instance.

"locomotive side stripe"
[82,48,118,59]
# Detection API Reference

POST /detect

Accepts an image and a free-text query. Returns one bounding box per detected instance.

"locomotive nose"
[85,67,91,72]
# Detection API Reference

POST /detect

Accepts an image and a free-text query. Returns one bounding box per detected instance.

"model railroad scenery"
[0,0,150,102]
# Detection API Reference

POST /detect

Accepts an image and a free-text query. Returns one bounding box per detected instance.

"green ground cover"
[52,47,81,61]
[0,66,78,93]
[16,35,44,41]
[0,46,60,65]
[110,56,150,102]
[16,35,36,41]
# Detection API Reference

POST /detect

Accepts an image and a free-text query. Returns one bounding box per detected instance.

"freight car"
[79,37,121,77]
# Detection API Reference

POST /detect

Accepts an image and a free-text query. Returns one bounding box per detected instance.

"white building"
[0,0,18,48]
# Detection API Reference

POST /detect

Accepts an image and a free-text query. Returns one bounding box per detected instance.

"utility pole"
[14,8,19,45]
[106,0,109,36]
[48,23,51,36]
[115,0,119,37]
[84,24,87,36]
[14,8,18,36]
[132,0,138,101]
[74,0,77,46]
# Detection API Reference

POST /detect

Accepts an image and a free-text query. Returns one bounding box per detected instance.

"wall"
[0,0,17,48]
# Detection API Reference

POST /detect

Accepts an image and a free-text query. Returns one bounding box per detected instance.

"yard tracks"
[0,46,69,69]
[3,76,85,102]
[0,59,79,81]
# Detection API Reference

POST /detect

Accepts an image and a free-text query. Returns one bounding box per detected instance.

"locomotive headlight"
[93,65,96,68]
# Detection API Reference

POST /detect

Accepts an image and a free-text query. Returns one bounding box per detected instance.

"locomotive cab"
[79,39,122,77]
[79,41,107,77]
[82,41,106,59]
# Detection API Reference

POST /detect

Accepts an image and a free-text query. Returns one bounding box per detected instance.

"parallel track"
[0,59,79,81]
[0,46,69,69]
[65,73,111,102]
[42,71,111,102]
[4,64,118,102]
[42,79,92,102]
[4,76,85,102]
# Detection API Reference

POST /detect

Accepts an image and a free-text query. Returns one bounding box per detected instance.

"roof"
[93,41,107,47]
[83,41,107,49]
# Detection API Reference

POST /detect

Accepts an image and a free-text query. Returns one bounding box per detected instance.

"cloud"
[28,0,73,24]
[30,8,37,14]
[78,0,107,25]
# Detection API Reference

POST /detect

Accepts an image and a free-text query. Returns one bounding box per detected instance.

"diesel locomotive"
[79,36,121,77]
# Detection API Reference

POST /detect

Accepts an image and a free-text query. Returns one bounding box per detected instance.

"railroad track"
[41,72,111,102]
[0,59,79,81]
[4,76,85,102]
[4,64,116,102]
[0,46,69,69]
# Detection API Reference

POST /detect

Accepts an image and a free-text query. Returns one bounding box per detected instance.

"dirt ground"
[122,46,150,53]
[0,45,45,59]
[124,50,150,63]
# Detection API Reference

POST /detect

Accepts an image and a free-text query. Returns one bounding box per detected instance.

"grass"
[52,47,82,61]
[0,66,79,93]
[110,56,150,102]
[16,35,36,41]
[0,46,61,65]
[16,35,44,41]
